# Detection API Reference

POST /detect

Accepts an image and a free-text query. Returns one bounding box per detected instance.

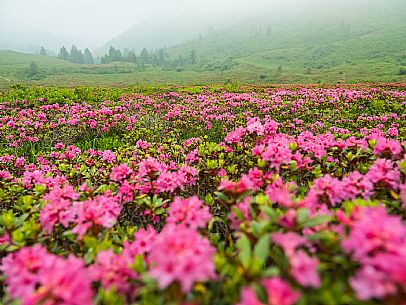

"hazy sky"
[0,0,394,49]
[0,0,344,45]
[0,0,276,46]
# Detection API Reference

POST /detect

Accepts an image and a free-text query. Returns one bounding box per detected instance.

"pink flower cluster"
[1,245,94,305]
[272,232,320,288]
[236,277,300,305]
[342,206,406,300]
[219,167,264,196]
[90,249,137,295]
[148,224,216,292]
[167,196,212,229]
[128,157,197,195]
[40,185,121,239]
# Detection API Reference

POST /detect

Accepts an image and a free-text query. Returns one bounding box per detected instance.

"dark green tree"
[83,48,94,64]
[27,61,39,78]
[126,50,137,63]
[77,49,84,64]
[189,49,196,65]
[108,46,116,60]
[157,48,165,65]
[139,48,149,64]
[39,46,47,56]
[115,49,123,62]
[70,45,84,64]
[58,46,69,60]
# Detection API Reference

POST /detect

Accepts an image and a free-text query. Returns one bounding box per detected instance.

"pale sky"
[0,0,275,46]
[0,0,396,48]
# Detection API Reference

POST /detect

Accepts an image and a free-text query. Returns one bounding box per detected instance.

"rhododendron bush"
[0,84,405,305]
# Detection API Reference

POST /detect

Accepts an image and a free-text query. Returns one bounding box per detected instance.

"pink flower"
[372,137,402,157]
[265,178,294,208]
[225,127,246,144]
[0,244,48,299]
[137,157,167,178]
[148,224,216,292]
[1,245,94,305]
[90,249,137,294]
[225,174,254,191]
[401,183,406,209]
[366,159,400,190]
[178,165,197,186]
[236,277,300,305]
[236,287,264,305]
[167,196,211,229]
[229,196,252,230]
[350,263,398,300]
[342,206,406,300]
[118,180,135,202]
[247,117,265,136]
[263,120,278,135]
[101,150,116,163]
[387,127,398,137]
[0,170,11,180]
[40,184,78,233]
[54,142,65,149]
[272,232,310,256]
[24,255,94,305]
[342,206,406,261]
[308,174,344,206]
[289,251,320,288]
[154,171,183,193]
[341,171,374,200]
[185,148,199,164]
[245,167,264,190]
[278,209,297,229]
[122,226,158,262]
[71,193,121,239]
[111,163,133,182]
[262,278,301,305]
[257,135,293,171]
[0,231,11,246]
[15,157,26,168]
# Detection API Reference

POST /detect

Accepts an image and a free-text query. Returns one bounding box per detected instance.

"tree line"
[58,46,94,64]
[54,45,204,72]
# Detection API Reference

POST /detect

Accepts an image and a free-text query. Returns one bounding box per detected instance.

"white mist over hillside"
[0,0,403,53]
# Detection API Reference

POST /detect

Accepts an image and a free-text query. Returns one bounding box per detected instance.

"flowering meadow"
[0,84,406,305]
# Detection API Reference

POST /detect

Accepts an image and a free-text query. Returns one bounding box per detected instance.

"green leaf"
[205,193,214,205]
[254,234,270,265]
[296,208,309,224]
[214,191,231,203]
[254,194,269,205]
[399,160,406,175]
[236,234,251,268]
[261,206,278,223]
[302,214,331,228]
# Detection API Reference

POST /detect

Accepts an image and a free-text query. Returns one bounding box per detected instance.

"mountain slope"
[161,1,405,83]
[0,26,91,54]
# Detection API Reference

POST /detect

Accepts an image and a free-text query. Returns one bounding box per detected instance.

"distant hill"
[96,11,247,55]
[0,0,405,88]
[161,0,406,83]
[0,26,90,55]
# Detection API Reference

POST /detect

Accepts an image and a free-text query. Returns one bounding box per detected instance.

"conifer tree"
[58,46,69,60]
[83,48,94,64]
[39,46,47,56]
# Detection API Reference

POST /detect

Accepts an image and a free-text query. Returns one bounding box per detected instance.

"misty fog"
[1,0,404,53]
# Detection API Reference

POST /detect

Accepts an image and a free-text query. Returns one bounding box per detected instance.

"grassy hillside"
[165,8,406,83]
[0,3,405,88]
